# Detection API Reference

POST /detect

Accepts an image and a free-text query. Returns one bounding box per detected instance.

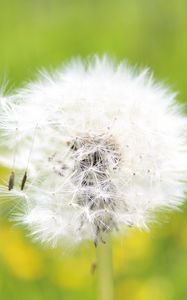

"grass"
[0,0,187,299]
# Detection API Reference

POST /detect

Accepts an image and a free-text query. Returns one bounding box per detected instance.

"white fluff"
[0,56,187,246]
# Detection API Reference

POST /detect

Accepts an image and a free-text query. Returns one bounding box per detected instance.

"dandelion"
[0,56,187,247]
[0,56,187,299]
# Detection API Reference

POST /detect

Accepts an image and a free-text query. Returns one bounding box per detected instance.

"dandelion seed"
[20,171,27,191]
[91,262,97,274]
[0,56,187,247]
[8,171,15,191]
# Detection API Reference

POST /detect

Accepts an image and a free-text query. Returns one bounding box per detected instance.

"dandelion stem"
[96,236,114,300]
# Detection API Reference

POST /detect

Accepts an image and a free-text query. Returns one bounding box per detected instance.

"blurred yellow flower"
[135,277,173,300]
[0,223,43,280]
[116,277,173,300]
[113,230,152,275]
[52,256,93,289]
[116,279,141,300]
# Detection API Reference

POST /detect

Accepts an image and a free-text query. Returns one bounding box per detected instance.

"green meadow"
[0,1,187,299]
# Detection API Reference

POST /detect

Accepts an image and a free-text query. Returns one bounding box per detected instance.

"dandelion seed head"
[0,56,187,246]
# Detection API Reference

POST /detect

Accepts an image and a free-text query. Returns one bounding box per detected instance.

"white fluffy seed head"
[0,56,187,247]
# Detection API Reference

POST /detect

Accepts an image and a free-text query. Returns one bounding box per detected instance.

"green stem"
[96,236,114,300]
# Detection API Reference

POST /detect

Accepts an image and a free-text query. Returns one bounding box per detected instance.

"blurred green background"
[0,0,187,299]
